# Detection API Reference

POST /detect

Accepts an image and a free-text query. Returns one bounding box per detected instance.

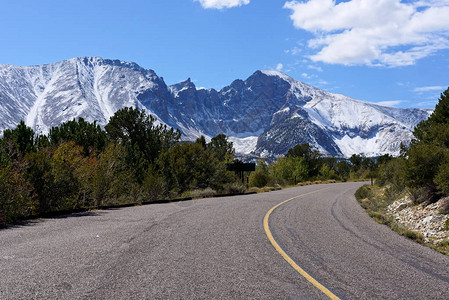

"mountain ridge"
[0,57,432,157]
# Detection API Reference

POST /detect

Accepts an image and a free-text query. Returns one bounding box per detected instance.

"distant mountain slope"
[0,57,169,133]
[166,69,431,157]
[0,57,431,157]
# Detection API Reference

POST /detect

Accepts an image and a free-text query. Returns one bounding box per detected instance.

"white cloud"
[317,80,329,85]
[285,46,302,55]
[284,0,449,67]
[195,0,249,9]
[301,72,317,79]
[307,65,322,72]
[276,63,284,71]
[413,0,449,7]
[414,85,446,92]
[375,100,404,107]
[417,100,438,107]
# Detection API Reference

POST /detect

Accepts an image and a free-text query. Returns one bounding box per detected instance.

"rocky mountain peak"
[0,57,432,158]
[75,57,150,73]
[169,78,196,95]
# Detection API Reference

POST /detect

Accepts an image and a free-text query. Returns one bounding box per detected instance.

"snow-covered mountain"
[0,57,170,133]
[0,57,431,157]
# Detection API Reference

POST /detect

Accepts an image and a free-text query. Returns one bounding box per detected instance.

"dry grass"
[355,184,449,256]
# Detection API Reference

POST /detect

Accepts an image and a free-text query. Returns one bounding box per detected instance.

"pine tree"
[105,107,180,183]
[1,121,35,161]
[413,87,449,144]
[48,117,107,156]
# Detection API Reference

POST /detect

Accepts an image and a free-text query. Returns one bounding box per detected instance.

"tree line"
[375,87,449,205]
[0,105,392,223]
[248,143,382,188]
[0,107,238,222]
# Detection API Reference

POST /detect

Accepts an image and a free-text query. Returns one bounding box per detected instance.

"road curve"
[1,182,449,299]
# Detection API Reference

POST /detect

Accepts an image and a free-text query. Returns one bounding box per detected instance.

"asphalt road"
[1,182,449,299]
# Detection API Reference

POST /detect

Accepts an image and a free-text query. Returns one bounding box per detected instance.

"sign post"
[0,210,6,228]
[227,162,256,186]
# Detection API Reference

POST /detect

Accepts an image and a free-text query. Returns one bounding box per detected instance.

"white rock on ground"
[387,196,449,244]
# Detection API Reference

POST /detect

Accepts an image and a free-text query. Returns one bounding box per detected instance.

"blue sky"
[1,0,448,108]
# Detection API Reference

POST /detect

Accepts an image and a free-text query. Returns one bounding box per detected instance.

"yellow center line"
[263,187,340,300]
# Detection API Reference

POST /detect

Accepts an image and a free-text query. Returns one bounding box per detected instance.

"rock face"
[388,196,449,244]
[0,57,432,157]
[256,116,341,156]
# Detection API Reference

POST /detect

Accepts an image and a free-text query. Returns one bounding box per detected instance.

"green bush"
[189,188,217,199]
[368,211,391,225]
[270,156,309,185]
[410,185,435,205]
[249,169,269,188]
[376,157,406,190]
[406,144,443,197]
[48,117,107,156]
[383,185,401,203]
[248,187,262,193]
[157,139,234,194]
[404,230,424,243]
[0,164,36,222]
[105,107,180,183]
[434,162,449,196]
[438,240,449,247]
[48,142,85,211]
[141,166,166,202]
[355,185,373,201]
[261,186,276,192]
[222,182,246,194]
[92,143,138,206]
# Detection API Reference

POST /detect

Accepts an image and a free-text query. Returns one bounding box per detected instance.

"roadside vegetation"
[247,142,378,194]
[355,184,449,255]
[0,108,240,223]
[0,106,378,224]
[355,87,449,255]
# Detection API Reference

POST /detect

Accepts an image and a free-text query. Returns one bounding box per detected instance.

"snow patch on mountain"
[0,57,432,158]
[228,136,258,154]
[259,70,293,82]
[0,57,170,136]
